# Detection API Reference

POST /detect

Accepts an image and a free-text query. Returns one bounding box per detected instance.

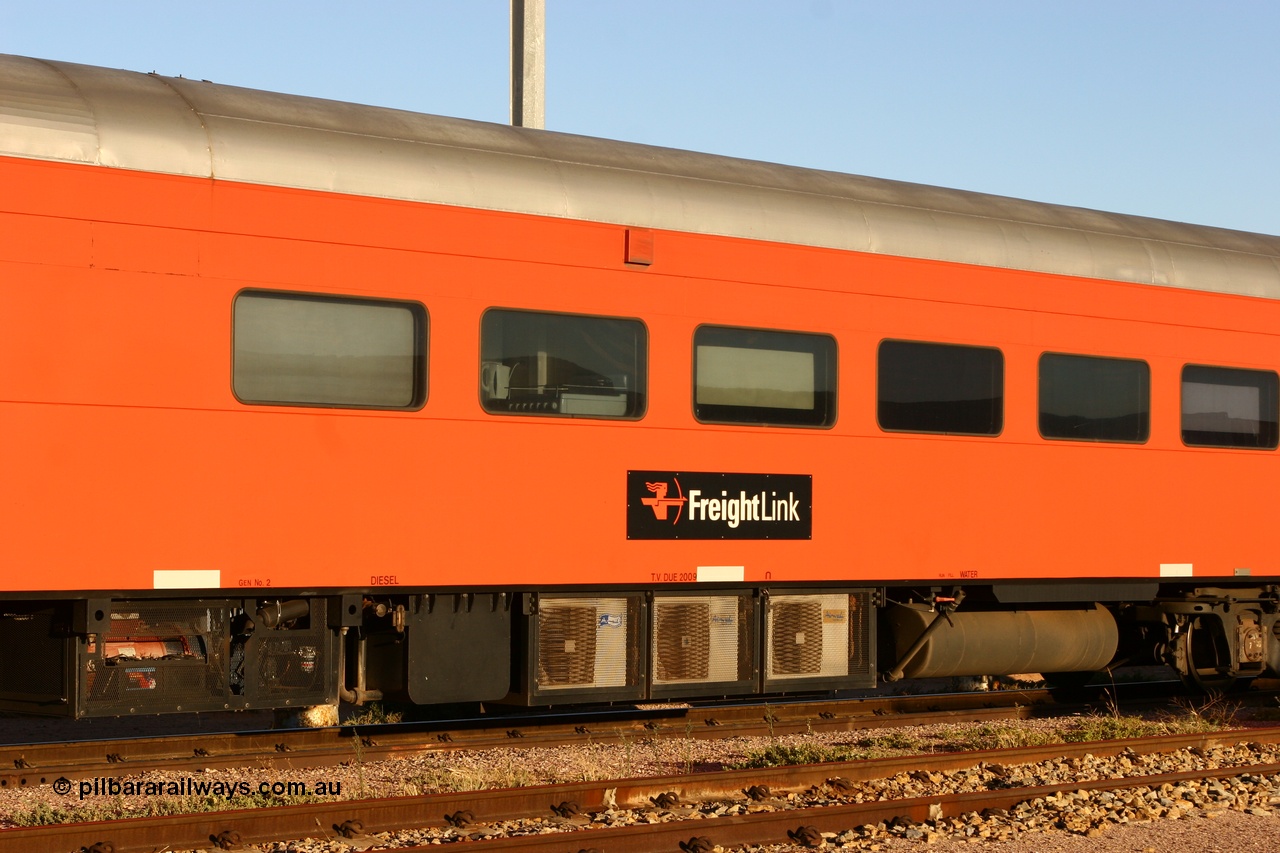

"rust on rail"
[0,679,1207,788]
[4,726,1280,853]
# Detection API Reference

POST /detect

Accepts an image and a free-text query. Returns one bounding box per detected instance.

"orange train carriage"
[2,55,1280,717]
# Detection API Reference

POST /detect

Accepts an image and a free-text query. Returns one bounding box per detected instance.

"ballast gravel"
[3,716,1279,851]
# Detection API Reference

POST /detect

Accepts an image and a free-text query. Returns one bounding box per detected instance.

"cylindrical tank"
[885,603,1117,678]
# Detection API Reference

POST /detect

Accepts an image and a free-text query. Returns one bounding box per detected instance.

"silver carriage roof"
[2,54,1279,298]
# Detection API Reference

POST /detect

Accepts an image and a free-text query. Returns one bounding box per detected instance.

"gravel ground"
[863,809,1278,853]
[3,700,1279,851]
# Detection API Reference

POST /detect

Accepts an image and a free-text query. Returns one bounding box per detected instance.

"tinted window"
[694,326,836,427]
[1182,365,1278,449]
[1039,353,1149,442]
[877,340,1003,435]
[233,291,425,409]
[480,309,646,419]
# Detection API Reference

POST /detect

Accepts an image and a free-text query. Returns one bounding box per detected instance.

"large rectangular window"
[1039,353,1149,442]
[877,340,1003,435]
[1182,365,1278,449]
[233,291,425,409]
[693,326,836,427]
[480,309,646,419]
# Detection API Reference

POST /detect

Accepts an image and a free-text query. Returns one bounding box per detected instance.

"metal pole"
[511,0,545,128]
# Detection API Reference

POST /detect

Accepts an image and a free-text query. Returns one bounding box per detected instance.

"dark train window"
[693,326,836,427]
[480,309,646,419]
[1039,353,1149,443]
[1181,365,1278,449]
[877,340,1003,435]
[233,291,426,409]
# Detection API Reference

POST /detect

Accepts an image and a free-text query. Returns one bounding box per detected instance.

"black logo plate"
[627,471,812,540]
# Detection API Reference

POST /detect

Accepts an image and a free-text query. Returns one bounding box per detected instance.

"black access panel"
[406,593,513,704]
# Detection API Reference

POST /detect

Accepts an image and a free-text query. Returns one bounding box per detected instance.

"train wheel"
[1175,620,1236,693]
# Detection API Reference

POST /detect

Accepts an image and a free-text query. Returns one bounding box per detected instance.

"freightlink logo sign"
[627,471,812,540]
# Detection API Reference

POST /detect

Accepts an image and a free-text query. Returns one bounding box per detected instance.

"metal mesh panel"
[537,604,598,687]
[737,595,757,682]
[253,599,330,703]
[848,591,872,676]
[766,591,875,686]
[0,607,66,703]
[256,636,326,695]
[651,594,752,687]
[83,601,229,713]
[653,601,710,682]
[768,598,824,677]
[535,597,632,690]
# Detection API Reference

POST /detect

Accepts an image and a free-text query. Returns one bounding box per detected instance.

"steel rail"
[0,688,1053,787]
[0,680,1207,789]
[7,725,1280,853]
[380,760,1280,852]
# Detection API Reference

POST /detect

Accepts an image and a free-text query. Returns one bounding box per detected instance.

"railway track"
[8,726,1280,853]
[0,679,1202,788]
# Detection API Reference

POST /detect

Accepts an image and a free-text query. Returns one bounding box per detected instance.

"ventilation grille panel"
[769,599,825,677]
[536,597,630,690]
[651,595,747,685]
[653,601,710,682]
[767,593,867,682]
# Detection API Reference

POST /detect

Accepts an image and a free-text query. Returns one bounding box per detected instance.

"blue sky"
[3,1,1277,235]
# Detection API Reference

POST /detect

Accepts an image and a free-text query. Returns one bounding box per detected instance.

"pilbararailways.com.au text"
[55,776,343,799]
